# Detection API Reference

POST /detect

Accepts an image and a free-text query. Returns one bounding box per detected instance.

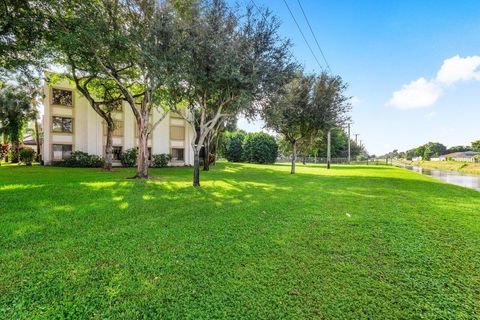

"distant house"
[439,151,479,162]
[23,134,40,147]
[412,156,422,161]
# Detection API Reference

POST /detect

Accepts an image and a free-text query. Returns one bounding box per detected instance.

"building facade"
[42,82,195,166]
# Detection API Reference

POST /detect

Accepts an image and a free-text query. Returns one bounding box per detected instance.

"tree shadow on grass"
[1,163,480,318]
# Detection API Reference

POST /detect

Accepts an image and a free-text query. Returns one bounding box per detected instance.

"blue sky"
[234,0,480,155]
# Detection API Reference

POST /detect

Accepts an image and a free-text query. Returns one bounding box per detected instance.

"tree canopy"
[0,83,36,162]
[167,0,295,186]
[263,71,351,173]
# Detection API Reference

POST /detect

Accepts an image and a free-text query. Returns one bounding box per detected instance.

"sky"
[233,0,480,155]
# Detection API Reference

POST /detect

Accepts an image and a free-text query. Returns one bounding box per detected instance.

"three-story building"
[42,82,195,166]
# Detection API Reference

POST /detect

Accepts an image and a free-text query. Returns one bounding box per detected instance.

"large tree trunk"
[203,137,210,171]
[104,123,114,171]
[291,140,296,174]
[11,140,20,163]
[193,148,200,187]
[34,120,41,162]
[135,118,149,179]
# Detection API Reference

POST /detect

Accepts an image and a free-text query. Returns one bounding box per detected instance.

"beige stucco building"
[42,82,195,166]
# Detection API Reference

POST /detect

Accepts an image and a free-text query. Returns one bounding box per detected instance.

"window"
[170,125,185,140]
[52,116,73,133]
[52,144,72,161]
[103,121,124,136]
[171,148,184,161]
[52,88,73,107]
[112,146,122,161]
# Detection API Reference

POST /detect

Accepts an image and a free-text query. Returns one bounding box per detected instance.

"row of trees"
[277,128,366,163]
[2,0,296,186]
[219,128,366,166]
[2,0,352,185]
[383,139,480,160]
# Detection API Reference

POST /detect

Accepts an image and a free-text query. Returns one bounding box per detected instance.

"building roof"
[23,135,42,146]
[440,151,479,158]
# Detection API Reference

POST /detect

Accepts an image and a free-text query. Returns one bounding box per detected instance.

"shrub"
[356,154,367,161]
[120,148,137,167]
[62,151,104,167]
[19,147,35,166]
[151,153,171,168]
[243,132,278,164]
[209,153,216,164]
[0,144,9,161]
[225,131,245,162]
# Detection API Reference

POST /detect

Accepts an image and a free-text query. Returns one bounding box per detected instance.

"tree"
[264,72,351,173]
[43,0,178,178]
[472,140,480,152]
[0,1,48,76]
[209,116,237,165]
[168,0,294,186]
[422,142,447,160]
[446,145,472,153]
[0,84,36,162]
[263,73,313,173]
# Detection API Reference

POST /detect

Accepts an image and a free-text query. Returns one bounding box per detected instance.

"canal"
[396,163,480,191]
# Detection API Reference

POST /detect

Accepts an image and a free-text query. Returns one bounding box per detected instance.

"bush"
[19,147,35,166]
[225,131,245,162]
[151,153,171,168]
[243,132,278,164]
[120,148,137,167]
[62,151,104,167]
[0,144,9,161]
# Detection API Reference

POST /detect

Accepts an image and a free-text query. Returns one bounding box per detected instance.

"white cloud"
[424,111,437,120]
[387,77,442,109]
[436,55,480,85]
[387,55,480,110]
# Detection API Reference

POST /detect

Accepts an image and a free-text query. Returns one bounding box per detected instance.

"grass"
[401,159,480,175]
[1,162,480,319]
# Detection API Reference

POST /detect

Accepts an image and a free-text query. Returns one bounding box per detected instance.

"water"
[396,163,480,191]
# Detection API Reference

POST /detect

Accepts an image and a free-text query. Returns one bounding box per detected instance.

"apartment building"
[42,82,195,166]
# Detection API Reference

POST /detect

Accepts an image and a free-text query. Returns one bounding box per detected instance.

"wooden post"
[327,130,331,169]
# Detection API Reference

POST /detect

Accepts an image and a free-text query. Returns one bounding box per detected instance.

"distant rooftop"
[440,151,479,158]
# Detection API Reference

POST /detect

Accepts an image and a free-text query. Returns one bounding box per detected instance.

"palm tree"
[0,84,36,163]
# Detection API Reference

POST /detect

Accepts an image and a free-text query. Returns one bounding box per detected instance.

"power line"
[250,0,296,62]
[296,0,332,73]
[281,0,325,72]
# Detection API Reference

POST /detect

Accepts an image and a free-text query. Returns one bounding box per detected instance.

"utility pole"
[327,130,331,169]
[347,123,351,163]
[354,133,360,145]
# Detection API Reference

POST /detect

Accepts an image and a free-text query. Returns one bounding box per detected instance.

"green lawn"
[1,162,479,319]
